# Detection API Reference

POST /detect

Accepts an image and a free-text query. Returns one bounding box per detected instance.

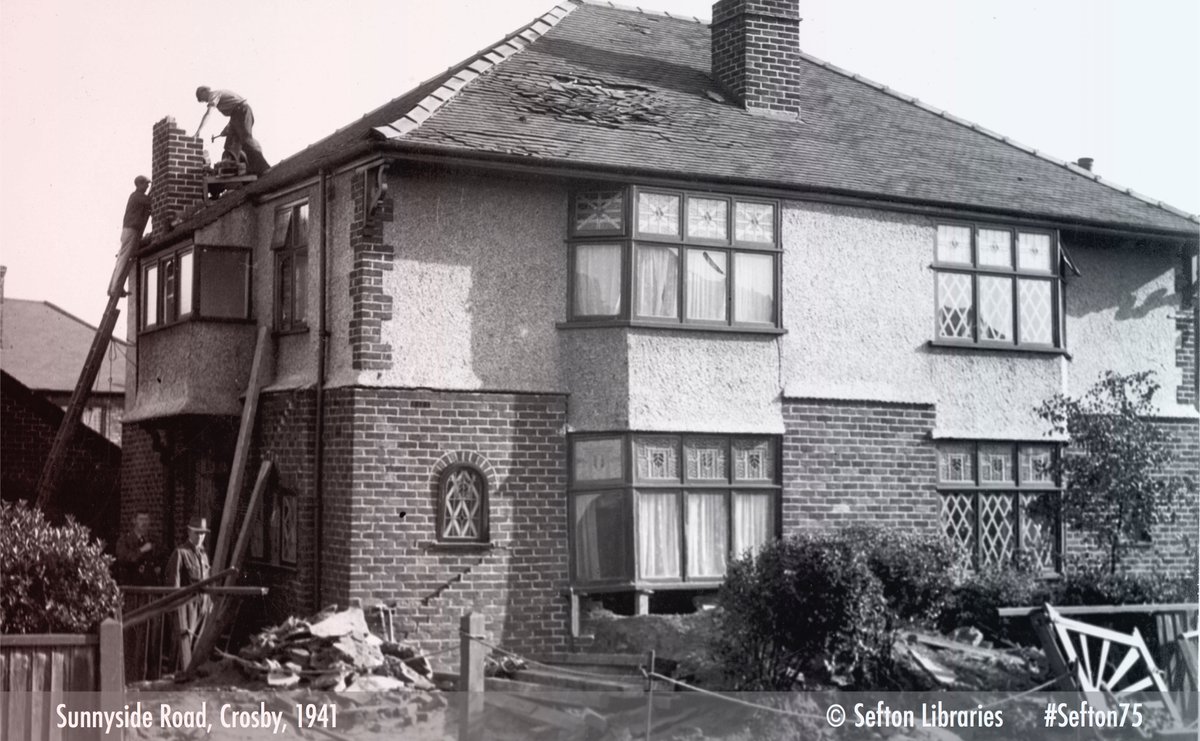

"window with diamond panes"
[438,465,488,543]
[569,433,779,587]
[568,187,781,329]
[934,224,1061,349]
[937,441,1061,573]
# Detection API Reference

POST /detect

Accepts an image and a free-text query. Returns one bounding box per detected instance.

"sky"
[1,0,1196,339]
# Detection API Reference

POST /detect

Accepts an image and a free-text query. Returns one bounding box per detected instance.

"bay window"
[570,433,780,589]
[140,245,250,331]
[568,187,781,330]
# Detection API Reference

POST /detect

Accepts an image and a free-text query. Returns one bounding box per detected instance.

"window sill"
[138,316,255,337]
[273,326,310,338]
[423,540,499,553]
[927,340,1071,359]
[557,320,786,336]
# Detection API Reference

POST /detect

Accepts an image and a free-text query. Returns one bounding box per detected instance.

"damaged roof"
[204,1,1199,237]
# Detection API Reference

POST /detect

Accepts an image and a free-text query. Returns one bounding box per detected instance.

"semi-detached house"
[122,0,1200,654]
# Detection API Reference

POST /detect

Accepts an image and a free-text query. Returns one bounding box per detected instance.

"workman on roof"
[194,86,269,176]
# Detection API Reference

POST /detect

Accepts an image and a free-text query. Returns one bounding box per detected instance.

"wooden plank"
[998,603,1200,618]
[119,586,268,596]
[8,652,29,741]
[48,650,64,741]
[35,291,122,508]
[211,325,270,574]
[185,461,272,675]
[122,568,237,628]
[0,634,97,647]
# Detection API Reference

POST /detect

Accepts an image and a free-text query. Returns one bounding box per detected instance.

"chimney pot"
[1076,157,1094,171]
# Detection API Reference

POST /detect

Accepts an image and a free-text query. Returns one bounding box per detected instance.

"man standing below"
[108,175,150,297]
[194,86,269,176]
[115,511,159,585]
[166,516,212,671]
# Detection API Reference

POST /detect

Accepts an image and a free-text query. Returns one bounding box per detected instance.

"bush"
[713,530,891,690]
[0,500,121,634]
[844,524,962,627]
[1051,566,1196,606]
[939,558,1051,644]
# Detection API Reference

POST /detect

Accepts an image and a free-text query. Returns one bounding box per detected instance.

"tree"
[1036,371,1192,573]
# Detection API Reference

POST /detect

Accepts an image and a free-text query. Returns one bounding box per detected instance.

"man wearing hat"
[166,515,212,671]
[109,175,151,297]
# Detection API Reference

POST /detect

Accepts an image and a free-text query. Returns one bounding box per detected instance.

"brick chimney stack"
[711,0,802,120]
[151,117,207,237]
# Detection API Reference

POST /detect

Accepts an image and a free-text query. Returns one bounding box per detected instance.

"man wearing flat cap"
[108,175,150,297]
[166,515,212,671]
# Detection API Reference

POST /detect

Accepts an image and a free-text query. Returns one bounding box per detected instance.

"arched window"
[438,465,488,542]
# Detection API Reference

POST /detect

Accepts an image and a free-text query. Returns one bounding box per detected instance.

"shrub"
[1051,566,1196,607]
[713,530,891,690]
[844,524,962,627]
[939,560,1051,644]
[0,500,121,634]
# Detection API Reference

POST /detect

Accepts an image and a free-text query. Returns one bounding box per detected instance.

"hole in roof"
[512,73,665,128]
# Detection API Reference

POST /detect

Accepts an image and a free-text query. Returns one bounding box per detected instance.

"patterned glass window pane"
[441,468,484,540]
[941,492,975,552]
[978,493,1016,567]
[637,192,680,237]
[936,225,972,264]
[732,492,772,557]
[686,197,728,241]
[735,202,775,244]
[635,436,680,481]
[575,190,625,233]
[939,444,975,483]
[733,438,775,481]
[733,252,775,324]
[685,437,727,481]
[280,493,298,564]
[574,437,624,483]
[1020,445,1054,485]
[635,245,679,319]
[686,249,727,321]
[1017,232,1053,273]
[937,272,973,339]
[978,276,1013,342]
[573,244,622,316]
[686,493,728,578]
[637,492,681,578]
[979,444,1015,484]
[574,491,629,581]
[977,229,1013,268]
[1018,279,1054,345]
[1020,492,1059,572]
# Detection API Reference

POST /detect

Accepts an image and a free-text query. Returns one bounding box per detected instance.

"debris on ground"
[894,629,1046,691]
[484,655,527,679]
[234,605,437,691]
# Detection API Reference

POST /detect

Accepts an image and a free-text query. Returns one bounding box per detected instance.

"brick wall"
[243,389,318,622]
[150,117,206,238]
[711,0,802,118]
[1176,245,1197,407]
[349,170,395,370]
[1062,417,1199,577]
[318,387,571,656]
[1,371,120,543]
[120,423,166,548]
[781,397,939,534]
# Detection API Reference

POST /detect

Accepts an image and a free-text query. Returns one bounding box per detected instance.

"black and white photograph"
[1,1,1197,739]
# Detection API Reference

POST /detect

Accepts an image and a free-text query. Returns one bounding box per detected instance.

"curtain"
[686,493,727,578]
[733,252,773,323]
[574,244,622,316]
[637,492,680,578]
[636,246,679,318]
[574,492,626,581]
[686,249,726,321]
[732,493,771,558]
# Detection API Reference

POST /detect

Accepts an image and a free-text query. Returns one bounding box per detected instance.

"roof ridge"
[374,2,580,139]
[5,299,130,347]
[575,0,705,24]
[795,49,1200,226]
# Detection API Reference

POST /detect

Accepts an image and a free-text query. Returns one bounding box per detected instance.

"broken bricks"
[237,606,436,691]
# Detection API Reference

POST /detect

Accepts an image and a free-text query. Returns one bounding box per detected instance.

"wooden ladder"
[35,291,123,510]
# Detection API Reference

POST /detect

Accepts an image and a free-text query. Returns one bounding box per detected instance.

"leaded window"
[568,186,781,329]
[438,465,488,543]
[934,223,1062,349]
[938,441,1061,573]
[570,433,780,588]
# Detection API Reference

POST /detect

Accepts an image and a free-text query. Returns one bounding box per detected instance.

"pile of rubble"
[236,606,436,692]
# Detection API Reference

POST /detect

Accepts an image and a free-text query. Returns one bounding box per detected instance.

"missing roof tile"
[513,74,664,128]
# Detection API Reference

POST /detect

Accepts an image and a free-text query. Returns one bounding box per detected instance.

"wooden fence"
[0,619,124,741]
